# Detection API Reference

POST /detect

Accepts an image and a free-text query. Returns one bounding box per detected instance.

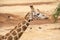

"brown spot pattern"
[7,36,13,40]
[14,36,18,40]
[17,28,21,32]
[12,31,17,36]
[22,26,27,31]
[18,32,23,38]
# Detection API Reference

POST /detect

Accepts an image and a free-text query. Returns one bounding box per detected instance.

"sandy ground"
[0,23,60,40]
[0,2,59,17]
[20,24,60,40]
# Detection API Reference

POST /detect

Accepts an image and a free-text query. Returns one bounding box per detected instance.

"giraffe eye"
[37,14,39,15]
[42,15,45,16]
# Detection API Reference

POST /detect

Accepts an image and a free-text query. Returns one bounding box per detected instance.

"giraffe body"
[0,19,30,40]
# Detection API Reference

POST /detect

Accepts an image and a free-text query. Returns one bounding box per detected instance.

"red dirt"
[0,13,60,27]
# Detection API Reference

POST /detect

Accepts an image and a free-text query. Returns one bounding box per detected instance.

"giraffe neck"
[3,20,30,40]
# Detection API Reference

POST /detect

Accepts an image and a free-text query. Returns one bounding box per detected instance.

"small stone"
[30,28,32,29]
[39,27,42,29]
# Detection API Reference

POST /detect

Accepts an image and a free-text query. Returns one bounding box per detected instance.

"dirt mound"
[0,13,23,27]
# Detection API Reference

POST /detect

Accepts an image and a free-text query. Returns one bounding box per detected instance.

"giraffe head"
[29,5,48,20]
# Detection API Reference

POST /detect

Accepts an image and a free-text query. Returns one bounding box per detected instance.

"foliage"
[53,3,60,23]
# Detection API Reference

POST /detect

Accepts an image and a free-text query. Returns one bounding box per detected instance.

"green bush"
[53,3,60,23]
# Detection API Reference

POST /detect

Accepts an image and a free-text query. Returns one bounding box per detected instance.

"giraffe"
[25,5,48,20]
[0,5,48,40]
[0,17,32,40]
